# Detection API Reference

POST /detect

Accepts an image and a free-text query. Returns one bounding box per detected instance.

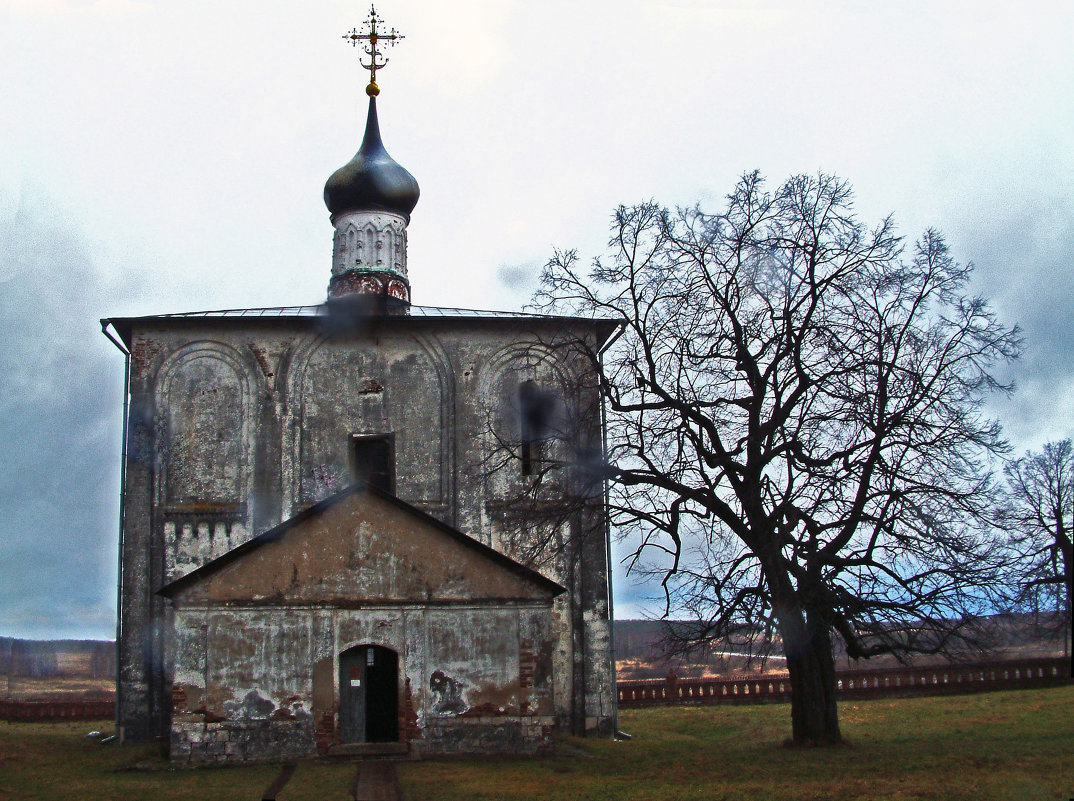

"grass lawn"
[1,686,1071,801]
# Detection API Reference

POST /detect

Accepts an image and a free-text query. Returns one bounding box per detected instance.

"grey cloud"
[0,195,125,639]
[496,261,540,292]
[954,196,1074,449]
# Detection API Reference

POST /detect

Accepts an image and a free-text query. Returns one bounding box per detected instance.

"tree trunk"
[781,608,842,746]
[1061,540,1072,661]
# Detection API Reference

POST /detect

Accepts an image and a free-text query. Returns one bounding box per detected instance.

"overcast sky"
[1,0,1071,639]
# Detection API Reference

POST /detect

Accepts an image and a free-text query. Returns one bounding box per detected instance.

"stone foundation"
[418,716,556,756]
[171,714,554,763]
[170,718,314,765]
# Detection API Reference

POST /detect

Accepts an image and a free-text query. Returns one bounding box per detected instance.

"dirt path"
[350,760,401,801]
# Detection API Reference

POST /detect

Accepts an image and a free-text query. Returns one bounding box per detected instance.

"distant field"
[3,677,114,701]
[1,686,1071,801]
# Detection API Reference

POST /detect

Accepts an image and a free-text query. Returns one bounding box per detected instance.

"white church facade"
[102,24,617,762]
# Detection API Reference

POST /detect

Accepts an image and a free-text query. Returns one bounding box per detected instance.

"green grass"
[2,687,1072,801]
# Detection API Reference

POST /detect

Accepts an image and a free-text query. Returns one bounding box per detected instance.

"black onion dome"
[324,97,419,219]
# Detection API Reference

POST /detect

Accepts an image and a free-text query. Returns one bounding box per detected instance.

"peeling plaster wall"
[170,608,315,763]
[117,316,615,747]
[168,603,556,762]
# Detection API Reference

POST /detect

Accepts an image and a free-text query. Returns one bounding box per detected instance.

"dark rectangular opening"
[521,440,533,476]
[520,380,552,477]
[351,434,395,494]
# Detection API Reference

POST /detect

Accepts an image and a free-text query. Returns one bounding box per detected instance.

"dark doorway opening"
[339,644,399,744]
[351,434,395,494]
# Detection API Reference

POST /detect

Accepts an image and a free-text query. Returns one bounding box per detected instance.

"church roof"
[123,303,563,319]
[158,482,566,603]
[101,304,621,350]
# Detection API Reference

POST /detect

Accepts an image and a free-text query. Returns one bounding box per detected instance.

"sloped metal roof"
[101,303,621,352]
[139,304,563,320]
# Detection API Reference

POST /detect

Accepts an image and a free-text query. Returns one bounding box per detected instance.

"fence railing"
[0,699,115,721]
[617,656,1071,708]
[3,657,1069,719]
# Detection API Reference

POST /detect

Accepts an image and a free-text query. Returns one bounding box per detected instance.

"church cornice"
[102,307,621,351]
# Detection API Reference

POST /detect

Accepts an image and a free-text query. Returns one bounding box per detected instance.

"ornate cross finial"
[342,6,405,97]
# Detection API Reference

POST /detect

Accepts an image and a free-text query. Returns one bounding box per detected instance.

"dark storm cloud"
[0,195,126,639]
[954,197,1074,449]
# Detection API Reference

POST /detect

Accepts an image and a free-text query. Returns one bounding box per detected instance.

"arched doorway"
[338,644,399,743]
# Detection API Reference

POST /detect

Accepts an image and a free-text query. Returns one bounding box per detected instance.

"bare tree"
[532,172,1021,745]
[1001,439,1073,654]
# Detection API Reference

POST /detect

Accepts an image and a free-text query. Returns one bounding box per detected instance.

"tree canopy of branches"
[1001,439,1073,646]
[533,172,1020,745]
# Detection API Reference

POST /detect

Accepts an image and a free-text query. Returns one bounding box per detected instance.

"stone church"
[102,71,617,762]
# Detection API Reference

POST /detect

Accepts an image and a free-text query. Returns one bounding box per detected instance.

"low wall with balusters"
[616,656,1071,708]
[0,699,115,721]
[2,658,1068,719]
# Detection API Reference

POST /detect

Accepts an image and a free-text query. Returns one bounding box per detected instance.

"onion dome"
[324,97,419,221]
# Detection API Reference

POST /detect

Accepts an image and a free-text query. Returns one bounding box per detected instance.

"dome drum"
[331,210,409,279]
[327,271,411,308]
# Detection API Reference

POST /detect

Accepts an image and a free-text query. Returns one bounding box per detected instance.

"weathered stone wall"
[115,314,615,745]
[170,719,313,764]
[420,717,555,756]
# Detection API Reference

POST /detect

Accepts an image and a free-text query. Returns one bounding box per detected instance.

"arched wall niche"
[473,341,576,555]
[282,330,454,518]
[476,341,573,484]
[154,341,257,509]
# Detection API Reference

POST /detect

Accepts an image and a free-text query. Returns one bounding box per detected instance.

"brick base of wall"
[169,712,556,763]
[0,699,115,721]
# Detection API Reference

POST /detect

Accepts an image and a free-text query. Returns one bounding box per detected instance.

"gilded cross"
[342,6,405,97]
